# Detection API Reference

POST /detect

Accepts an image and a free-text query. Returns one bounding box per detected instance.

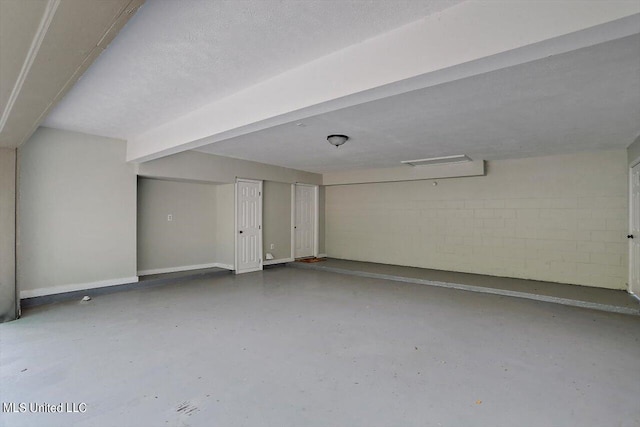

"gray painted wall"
[0,148,17,322]
[18,128,137,297]
[137,178,217,273]
[216,184,235,268]
[263,181,292,260]
[138,151,325,267]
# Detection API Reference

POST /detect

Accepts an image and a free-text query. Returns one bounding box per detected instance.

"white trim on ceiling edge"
[20,275,139,299]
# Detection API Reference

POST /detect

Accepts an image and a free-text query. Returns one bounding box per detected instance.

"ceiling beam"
[0,0,145,148]
[0,0,59,136]
[127,0,640,163]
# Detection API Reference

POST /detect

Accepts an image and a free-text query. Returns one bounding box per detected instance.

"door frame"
[291,183,319,259]
[234,178,263,274]
[629,157,640,297]
[629,159,640,297]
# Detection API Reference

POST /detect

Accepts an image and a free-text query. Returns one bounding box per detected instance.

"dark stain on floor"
[176,401,199,416]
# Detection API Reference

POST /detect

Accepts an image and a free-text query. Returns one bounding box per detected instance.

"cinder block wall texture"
[325,150,627,289]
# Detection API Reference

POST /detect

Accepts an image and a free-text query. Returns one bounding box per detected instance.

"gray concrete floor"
[1,266,639,427]
[292,258,640,315]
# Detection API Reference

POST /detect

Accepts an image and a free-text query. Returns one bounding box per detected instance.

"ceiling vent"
[401,154,472,167]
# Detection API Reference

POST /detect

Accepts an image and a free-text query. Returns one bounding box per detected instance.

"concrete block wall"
[325,150,628,289]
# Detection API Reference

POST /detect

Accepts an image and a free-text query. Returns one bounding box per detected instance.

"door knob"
[239,230,243,234]
[628,234,634,239]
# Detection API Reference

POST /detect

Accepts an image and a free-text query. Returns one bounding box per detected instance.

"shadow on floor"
[290,258,640,315]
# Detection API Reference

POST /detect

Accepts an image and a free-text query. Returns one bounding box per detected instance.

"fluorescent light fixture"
[401,154,472,167]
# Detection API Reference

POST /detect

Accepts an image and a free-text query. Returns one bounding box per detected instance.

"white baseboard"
[216,263,234,271]
[317,254,327,258]
[20,276,139,299]
[137,262,222,276]
[263,257,294,266]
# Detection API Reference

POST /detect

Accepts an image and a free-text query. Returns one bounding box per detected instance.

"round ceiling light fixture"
[327,134,349,148]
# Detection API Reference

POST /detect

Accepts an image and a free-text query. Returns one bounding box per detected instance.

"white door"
[630,164,640,295]
[236,180,262,274]
[295,184,316,258]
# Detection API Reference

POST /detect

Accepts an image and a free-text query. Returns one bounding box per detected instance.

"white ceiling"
[195,34,640,173]
[42,0,463,140]
[37,0,640,173]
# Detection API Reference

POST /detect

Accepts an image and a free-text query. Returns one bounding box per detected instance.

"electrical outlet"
[270,244,275,249]
[167,214,173,221]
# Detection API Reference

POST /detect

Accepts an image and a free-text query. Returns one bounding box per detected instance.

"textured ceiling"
[43,0,463,139]
[195,35,640,173]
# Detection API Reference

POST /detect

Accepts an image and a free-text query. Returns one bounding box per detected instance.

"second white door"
[294,184,316,258]
[236,179,262,273]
